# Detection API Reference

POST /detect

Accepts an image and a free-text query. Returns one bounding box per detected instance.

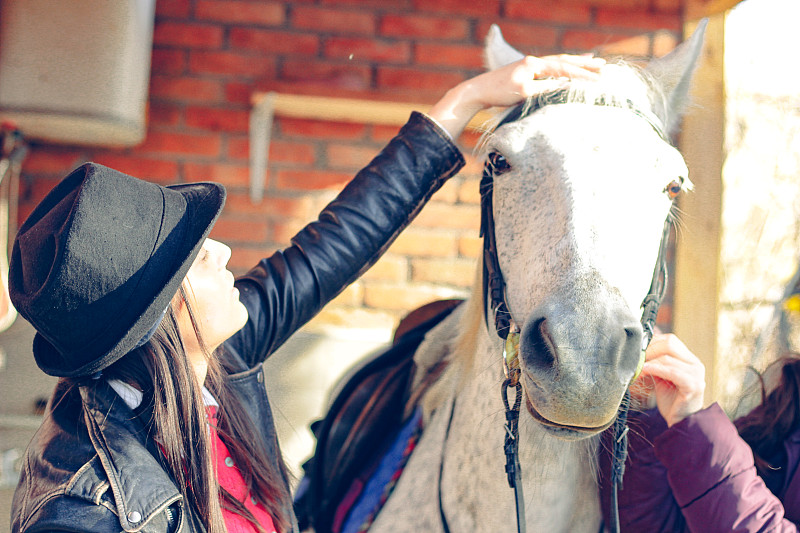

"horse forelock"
[477,61,671,153]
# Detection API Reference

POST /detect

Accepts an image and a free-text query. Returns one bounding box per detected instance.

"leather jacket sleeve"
[226,111,465,369]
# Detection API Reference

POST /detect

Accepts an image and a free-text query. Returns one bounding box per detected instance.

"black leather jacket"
[10,112,465,533]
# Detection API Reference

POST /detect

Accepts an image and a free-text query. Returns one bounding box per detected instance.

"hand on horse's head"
[427,53,605,140]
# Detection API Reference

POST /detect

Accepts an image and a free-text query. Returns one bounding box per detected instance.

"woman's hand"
[427,54,605,139]
[633,334,706,427]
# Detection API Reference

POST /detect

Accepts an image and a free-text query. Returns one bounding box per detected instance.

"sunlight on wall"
[718,0,800,413]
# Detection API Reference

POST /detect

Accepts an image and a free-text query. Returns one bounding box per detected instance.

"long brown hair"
[104,286,293,533]
[735,356,800,481]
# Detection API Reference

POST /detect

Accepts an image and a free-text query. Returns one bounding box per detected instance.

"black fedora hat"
[9,163,226,377]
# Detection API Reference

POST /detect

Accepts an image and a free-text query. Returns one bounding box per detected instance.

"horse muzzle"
[516,296,642,435]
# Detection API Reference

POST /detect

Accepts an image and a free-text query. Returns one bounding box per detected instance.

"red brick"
[411,257,476,287]
[21,150,82,175]
[415,43,484,69]
[596,9,681,32]
[506,1,592,25]
[271,218,312,242]
[224,193,315,218]
[280,60,371,89]
[413,203,480,230]
[321,0,407,7]
[91,156,180,184]
[654,0,682,14]
[148,103,182,127]
[561,30,641,53]
[389,228,457,257]
[325,37,411,64]
[156,0,190,18]
[380,14,469,41]
[150,76,223,103]
[185,106,250,133]
[280,118,367,141]
[326,144,376,170]
[151,49,187,75]
[292,6,376,35]
[653,31,679,57]
[227,136,250,160]
[183,162,249,187]
[210,217,270,243]
[377,67,465,93]
[268,140,318,166]
[190,51,276,77]
[412,0,501,17]
[361,255,409,282]
[458,234,482,258]
[371,124,403,143]
[229,135,319,164]
[196,0,285,26]
[474,21,559,52]
[223,83,253,107]
[276,169,352,191]
[136,131,222,157]
[230,246,277,274]
[363,283,462,311]
[578,0,648,7]
[458,177,481,204]
[598,34,651,57]
[230,28,320,56]
[23,175,68,203]
[153,22,224,49]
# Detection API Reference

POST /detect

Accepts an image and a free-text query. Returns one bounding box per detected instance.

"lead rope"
[609,218,671,533]
[502,328,526,533]
[480,156,526,533]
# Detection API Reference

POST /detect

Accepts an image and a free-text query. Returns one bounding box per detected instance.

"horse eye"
[488,152,511,175]
[664,179,683,199]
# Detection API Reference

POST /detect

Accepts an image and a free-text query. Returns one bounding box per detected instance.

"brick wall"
[9,0,684,334]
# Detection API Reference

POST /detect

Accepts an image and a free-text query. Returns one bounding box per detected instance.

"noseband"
[478,96,674,533]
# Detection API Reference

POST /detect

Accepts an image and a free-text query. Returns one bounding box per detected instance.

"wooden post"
[673,12,726,404]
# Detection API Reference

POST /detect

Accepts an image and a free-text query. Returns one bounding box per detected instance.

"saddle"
[294,299,462,533]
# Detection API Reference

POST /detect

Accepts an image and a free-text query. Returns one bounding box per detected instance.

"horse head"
[480,23,706,439]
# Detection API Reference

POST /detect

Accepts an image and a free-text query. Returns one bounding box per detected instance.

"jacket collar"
[78,381,183,531]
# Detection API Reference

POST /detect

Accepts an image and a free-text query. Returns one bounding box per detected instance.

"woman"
[9,54,604,533]
[600,334,800,532]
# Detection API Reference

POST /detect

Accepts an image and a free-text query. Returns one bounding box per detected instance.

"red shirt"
[207,407,277,533]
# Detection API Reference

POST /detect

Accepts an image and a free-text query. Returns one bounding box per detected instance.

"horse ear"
[484,24,525,70]
[644,18,708,133]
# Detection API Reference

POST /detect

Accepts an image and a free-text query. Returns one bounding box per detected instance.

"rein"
[477,98,674,533]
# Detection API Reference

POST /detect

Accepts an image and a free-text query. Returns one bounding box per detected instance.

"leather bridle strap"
[478,99,674,533]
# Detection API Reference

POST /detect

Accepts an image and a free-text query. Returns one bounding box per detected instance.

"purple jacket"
[599,404,800,532]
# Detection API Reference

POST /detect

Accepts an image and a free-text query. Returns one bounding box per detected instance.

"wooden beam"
[672,14,726,404]
[688,0,744,18]
[250,92,494,130]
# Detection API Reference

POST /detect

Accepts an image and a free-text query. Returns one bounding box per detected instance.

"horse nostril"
[523,318,557,372]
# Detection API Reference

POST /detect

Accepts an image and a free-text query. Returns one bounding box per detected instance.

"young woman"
[600,333,800,532]
[9,54,604,533]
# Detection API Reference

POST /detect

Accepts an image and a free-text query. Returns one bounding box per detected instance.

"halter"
[479,96,674,533]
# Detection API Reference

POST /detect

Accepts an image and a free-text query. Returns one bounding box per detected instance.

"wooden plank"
[251,92,494,130]
[672,14,725,404]
[688,0,744,18]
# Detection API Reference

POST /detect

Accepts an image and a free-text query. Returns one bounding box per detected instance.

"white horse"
[359,24,708,533]
[305,23,707,533]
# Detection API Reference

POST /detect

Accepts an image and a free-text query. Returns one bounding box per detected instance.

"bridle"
[461,96,675,533]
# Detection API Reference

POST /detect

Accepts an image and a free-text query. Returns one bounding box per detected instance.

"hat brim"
[32,182,226,377]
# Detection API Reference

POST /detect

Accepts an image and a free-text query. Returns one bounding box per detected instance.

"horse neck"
[433,302,601,531]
